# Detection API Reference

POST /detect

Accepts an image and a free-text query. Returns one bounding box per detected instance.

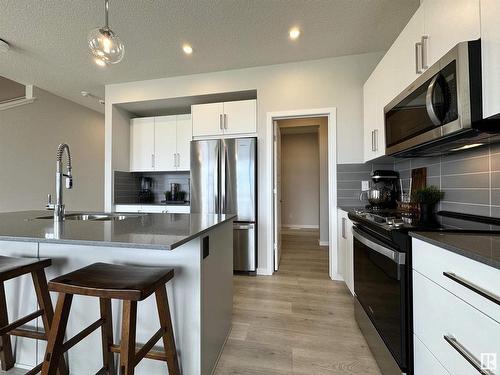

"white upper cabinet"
[363,1,481,162]
[130,117,155,171]
[192,99,257,137]
[222,99,257,134]
[130,114,192,172]
[192,102,224,137]
[154,116,178,171]
[480,0,500,119]
[176,114,193,171]
[423,0,480,67]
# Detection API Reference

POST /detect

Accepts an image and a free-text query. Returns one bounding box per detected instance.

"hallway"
[215,229,381,374]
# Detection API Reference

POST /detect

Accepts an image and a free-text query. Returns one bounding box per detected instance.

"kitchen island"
[0,211,235,375]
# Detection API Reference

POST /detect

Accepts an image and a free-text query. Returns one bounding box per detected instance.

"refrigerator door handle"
[220,140,226,214]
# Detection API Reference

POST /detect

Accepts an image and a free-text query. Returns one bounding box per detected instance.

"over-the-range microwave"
[384,39,500,157]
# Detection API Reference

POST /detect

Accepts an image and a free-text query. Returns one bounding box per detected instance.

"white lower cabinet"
[337,208,354,294]
[414,334,449,375]
[412,239,500,375]
[115,204,190,214]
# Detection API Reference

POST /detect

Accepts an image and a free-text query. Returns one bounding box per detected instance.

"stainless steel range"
[348,208,500,375]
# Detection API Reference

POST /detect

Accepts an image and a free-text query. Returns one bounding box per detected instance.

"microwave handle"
[426,74,442,126]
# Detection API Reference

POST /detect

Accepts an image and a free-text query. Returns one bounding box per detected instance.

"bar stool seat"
[0,256,51,281]
[49,262,175,300]
[0,255,68,375]
[42,262,180,375]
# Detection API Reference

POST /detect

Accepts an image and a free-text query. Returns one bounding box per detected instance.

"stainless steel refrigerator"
[190,137,257,272]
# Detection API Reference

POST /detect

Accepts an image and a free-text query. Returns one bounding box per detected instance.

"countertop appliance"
[190,137,257,273]
[348,208,500,375]
[360,170,399,209]
[138,176,154,204]
[385,39,500,157]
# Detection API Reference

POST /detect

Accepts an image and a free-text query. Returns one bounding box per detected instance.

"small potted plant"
[412,186,444,222]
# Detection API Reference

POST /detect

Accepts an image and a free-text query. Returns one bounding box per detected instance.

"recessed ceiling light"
[289,27,301,40]
[182,44,193,55]
[94,57,107,67]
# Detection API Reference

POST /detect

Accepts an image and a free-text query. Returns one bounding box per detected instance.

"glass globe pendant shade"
[88,27,124,65]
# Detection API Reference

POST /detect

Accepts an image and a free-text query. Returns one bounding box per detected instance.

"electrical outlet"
[361,180,370,191]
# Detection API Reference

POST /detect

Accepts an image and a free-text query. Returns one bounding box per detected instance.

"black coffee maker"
[362,170,399,209]
[138,177,155,203]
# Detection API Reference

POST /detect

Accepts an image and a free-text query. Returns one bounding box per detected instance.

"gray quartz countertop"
[0,211,235,250]
[410,232,500,270]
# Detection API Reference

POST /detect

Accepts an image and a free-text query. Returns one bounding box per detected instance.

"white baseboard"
[318,240,329,246]
[331,273,344,281]
[281,224,319,230]
[257,267,273,276]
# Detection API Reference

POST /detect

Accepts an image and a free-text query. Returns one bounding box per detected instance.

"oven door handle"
[352,227,406,265]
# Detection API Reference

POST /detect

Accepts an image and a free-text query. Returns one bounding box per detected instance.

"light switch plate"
[361,180,370,191]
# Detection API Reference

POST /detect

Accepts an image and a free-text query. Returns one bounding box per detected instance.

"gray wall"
[281,132,320,228]
[0,87,104,212]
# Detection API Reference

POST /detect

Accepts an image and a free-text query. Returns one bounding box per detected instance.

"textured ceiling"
[0,0,419,113]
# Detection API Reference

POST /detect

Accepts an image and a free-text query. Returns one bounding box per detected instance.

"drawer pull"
[443,272,500,306]
[443,335,495,375]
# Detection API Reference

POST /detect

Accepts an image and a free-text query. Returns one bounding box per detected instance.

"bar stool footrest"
[0,309,44,335]
[110,344,168,362]
[24,362,42,375]
[10,326,46,340]
[61,318,105,353]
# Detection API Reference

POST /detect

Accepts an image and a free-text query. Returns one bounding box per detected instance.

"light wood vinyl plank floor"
[215,229,382,375]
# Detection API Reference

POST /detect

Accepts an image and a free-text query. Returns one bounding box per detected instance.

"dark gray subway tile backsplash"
[338,143,500,218]
[114,170,190,204]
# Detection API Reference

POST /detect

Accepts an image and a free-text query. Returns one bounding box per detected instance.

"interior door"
[273,122,282,271]
[130,117,155,171]
[154,115,177,171]
[176,114,192,171]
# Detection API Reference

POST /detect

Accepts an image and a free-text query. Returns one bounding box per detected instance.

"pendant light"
[88,0,124,65]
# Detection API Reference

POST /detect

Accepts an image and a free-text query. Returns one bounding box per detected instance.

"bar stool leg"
[0,282,14,371]
[42,293,73,375]
[120,300,137,375]
[31,269,69,375]
[100,298,116,375]
[155,285,180,375]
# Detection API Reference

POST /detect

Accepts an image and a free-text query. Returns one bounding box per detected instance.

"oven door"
[353,226,407,369]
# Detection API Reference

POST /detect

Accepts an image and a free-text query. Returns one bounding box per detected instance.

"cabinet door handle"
[443,272,500,306]
[342,217,346,239]
[443,335,494,375]
[421,35,429,70]
[374,129,378,152]
[371,130,375,151]
[224,113,227,130]
[415,42,423,74]
[177,153,180,167]
[151,154,155,168]
[219,114,223,130]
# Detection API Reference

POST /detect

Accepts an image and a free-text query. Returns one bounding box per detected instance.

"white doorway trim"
[265,107,339,280]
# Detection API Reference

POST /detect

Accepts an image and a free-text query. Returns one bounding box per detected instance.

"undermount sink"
[32,213,141,221]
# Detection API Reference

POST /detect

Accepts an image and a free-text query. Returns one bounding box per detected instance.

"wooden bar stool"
[41,262,180,375]
[0,255,68,375]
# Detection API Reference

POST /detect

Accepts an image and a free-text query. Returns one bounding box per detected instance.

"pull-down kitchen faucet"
[46,143,73,221]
